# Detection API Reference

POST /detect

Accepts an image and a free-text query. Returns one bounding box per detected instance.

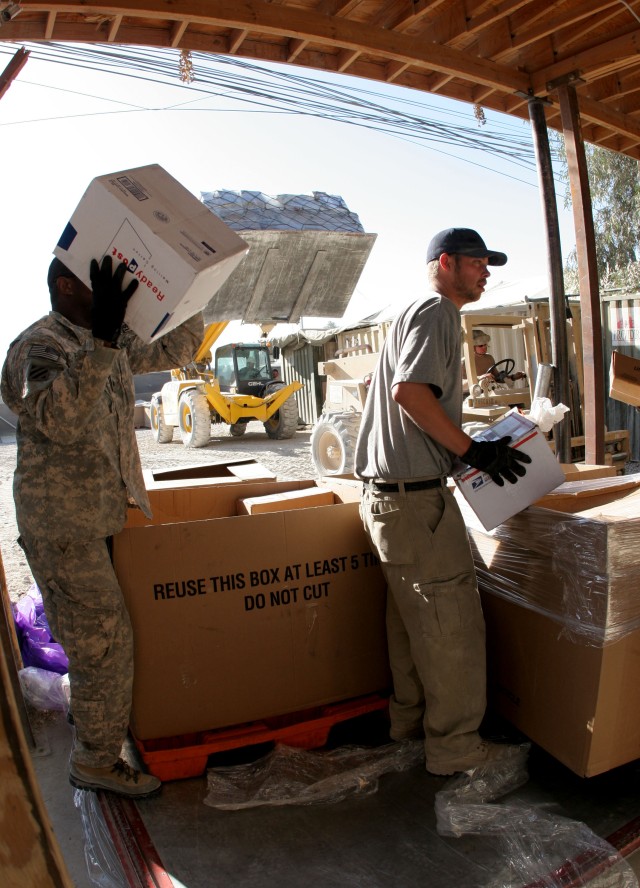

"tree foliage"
[554,135,640,293]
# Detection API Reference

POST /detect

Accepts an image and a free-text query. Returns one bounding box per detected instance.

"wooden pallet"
[132,693,390,781]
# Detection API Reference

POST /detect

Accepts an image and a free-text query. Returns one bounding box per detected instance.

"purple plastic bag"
[13,584,69,675]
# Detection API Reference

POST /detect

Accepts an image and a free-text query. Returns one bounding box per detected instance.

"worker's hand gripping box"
[54,164,249,342]
[453,410,566,531]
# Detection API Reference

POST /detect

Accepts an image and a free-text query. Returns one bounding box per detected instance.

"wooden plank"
[0,46,29,102]
[528,95,571,462]
[557,82,605,465]
[0,547,74,888]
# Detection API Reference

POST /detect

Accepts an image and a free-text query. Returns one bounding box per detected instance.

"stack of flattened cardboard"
[456,474,640,777]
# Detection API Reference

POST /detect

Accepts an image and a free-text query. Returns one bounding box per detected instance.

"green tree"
[554,136,640,292]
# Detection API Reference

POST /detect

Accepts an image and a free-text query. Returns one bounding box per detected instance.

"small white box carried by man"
[54,164,249,342]
[454,409,566,530]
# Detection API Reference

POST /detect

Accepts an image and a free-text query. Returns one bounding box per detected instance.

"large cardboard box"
[113,478,390,740]
[457,477,640,776]
[609,350,640,407]
[54,165,248,342]
[453,410,565,530]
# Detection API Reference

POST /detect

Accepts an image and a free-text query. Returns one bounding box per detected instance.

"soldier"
[1,255,204,798]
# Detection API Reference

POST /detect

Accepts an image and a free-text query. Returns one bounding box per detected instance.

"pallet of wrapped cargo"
[456,474,640,777]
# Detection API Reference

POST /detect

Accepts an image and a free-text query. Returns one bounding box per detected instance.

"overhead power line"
[0,41,564,188]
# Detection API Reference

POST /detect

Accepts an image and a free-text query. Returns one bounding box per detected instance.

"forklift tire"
[310,412,361,475]
[229,422,247,437]
[150,394,174,444]
[263,390,299,439]
[178,389,211,448]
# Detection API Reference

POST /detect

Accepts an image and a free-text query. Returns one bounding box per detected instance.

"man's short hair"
[47,257,75,304]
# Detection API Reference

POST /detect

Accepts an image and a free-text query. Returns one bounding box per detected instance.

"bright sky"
[0,44,577,363]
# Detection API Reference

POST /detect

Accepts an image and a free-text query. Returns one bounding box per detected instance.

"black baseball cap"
[47,257,75,288]
[427,228,507,266]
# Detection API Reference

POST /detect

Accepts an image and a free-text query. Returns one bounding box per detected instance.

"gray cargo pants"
[360,482,487,766]
[19,534,133,768]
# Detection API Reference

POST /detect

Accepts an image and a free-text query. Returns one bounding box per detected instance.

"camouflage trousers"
[19,533,133,768]
[360,483,487,766]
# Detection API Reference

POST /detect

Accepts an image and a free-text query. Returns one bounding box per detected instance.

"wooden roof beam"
[385,59,409,82]
[44,8,55,38]
[424,0,529,48]
[14,1,531,94]
[228,29,248,54]
[532,28,640,95]
[337,47,360,72]
[487,2,619,62]
[107,13,122,42]
[379,0,449,34]
[170,20,188,48]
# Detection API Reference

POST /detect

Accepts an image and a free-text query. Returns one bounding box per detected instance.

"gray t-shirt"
[354,292,462,480]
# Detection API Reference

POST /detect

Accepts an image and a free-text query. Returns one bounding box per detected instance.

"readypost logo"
[110,247,166,302]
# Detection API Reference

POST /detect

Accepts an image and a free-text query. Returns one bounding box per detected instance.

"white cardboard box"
[453,410,565,531]
[54,165,249,342]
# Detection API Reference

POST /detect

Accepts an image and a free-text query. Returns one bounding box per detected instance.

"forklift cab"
[215,344,274,395]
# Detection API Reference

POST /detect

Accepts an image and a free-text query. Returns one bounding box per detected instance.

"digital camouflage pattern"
[1,312,203,540]
[21,535,134,767]
[1,309,203,766]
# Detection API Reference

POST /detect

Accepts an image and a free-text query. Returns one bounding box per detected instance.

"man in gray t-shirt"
[355,228,530,776]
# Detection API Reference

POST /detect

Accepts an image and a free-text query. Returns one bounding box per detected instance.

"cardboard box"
[453,410,565,530]
[113,478,390,740]
[143,459,276,489]
[238,487,335,515]
[559,463,617,481]
[609,350,640,407]
[54,165,249,342]
[482,592,640,778]
[127,475,303,530]
[458,478,640,776]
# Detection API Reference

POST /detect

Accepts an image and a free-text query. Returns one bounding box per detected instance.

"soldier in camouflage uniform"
[1,255,204,798]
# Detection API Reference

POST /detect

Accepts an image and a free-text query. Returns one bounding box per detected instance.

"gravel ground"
[0,421,316,604]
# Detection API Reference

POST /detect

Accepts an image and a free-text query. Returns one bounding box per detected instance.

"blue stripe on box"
[57,222,77,250]
[151,313,172,338]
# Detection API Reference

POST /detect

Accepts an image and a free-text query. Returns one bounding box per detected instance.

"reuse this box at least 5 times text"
[113,478,391,741]
[54,164,248,343]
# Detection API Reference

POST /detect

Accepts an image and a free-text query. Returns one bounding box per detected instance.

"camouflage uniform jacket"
[1,311,204,542]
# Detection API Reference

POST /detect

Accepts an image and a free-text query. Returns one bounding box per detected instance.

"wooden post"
[528,96,572,463]
[555,82,605,465]
[0,46,29,101]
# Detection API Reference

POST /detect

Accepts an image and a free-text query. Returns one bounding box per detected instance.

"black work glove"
[90,256,139,345]
[462,435,532,487]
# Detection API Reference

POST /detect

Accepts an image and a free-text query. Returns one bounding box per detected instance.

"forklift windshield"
[215,344,273,390]
[235,347,272,381]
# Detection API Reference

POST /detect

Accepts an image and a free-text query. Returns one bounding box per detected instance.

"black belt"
[366,478,442,493]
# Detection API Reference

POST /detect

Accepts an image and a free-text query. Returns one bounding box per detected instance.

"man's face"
[450,254,490,305]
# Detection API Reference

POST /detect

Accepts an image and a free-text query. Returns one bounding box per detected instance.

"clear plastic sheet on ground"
[435,747,637,888]
[18,665,69,711]
[204,740,425,809]
[74,789,128,888]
